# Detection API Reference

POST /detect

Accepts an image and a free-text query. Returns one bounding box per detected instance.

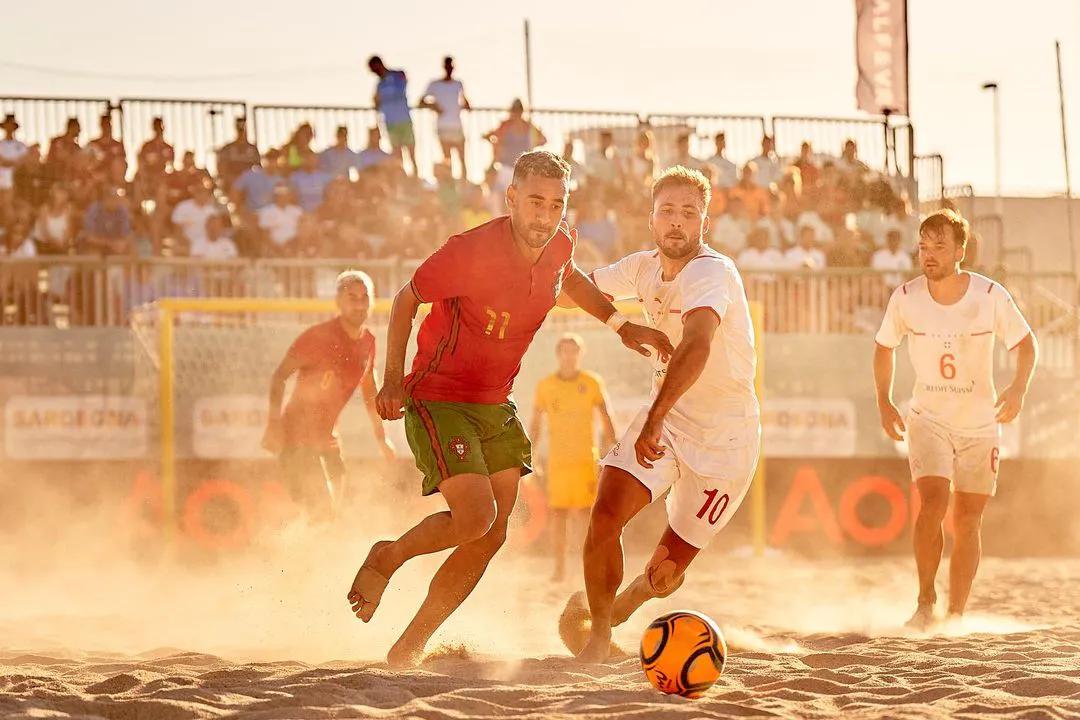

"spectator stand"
[0,96,111,152]
[645,113,767,169]
[772,114,908,176]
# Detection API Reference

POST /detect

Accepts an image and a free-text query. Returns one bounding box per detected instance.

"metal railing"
[772,115,911,176]
[644,114,768,169]
[914,153,944,205]
[0,96,112,151]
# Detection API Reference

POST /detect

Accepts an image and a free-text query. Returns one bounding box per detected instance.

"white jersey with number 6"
[875,272,1031,437]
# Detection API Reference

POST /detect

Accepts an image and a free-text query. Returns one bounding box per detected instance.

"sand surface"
[2,549,1078,720]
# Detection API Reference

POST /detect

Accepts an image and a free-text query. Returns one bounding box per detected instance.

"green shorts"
[405,399,532,496]
[386,121,415,149]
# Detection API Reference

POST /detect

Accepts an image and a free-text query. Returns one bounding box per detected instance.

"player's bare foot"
[905,602,936,631]
[386,631,427,668]
[576,628,613,664]
[348,540,393,622]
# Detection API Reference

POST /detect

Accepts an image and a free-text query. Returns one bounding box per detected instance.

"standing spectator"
[137,117,175,178]
[368,55,416,172]
[706,132,738,189]
[0,114,28,212]
[827,228,870,267]
[191,214,239,260]
[756,201,794,249]
[233,149,282,212]
[785,222,826,270]
[216,117,261,190]
[284,122,316,170]
[794,141,820,189]
[87,113,126,173]
[486,99,546,170]
[45,117,82,185]
[33,185,77,254]
[561,141,585,186]
[171,181,221,256]
[14,144,47,208]
[357,126,394,171]
[257,185,303,255]
[289,152,333,212]
[1,217,37,258]
[586,131,619,195]
[167,151,213,205]
[728,162,770,219]
[751,135,782,189]
[710,196,752,255]
[737,227,786,271]
[871,229,914,288]
[619,126,655,191]
[670,133,708,173]
[837,139,869,178]
[320,126,361,179]
[421,56,471,178]
[81,186,134,256]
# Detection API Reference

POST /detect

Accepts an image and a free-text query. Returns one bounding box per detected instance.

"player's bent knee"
[453,504,498,544]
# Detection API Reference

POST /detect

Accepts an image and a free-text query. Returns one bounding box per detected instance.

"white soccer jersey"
[592,247,759,445]
[875,273,1031,437]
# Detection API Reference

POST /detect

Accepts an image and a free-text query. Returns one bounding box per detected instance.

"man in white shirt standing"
[706,132,738,189]
[871,229,914,289]
[785,223,826,270]
[873,209,1038,631]
[750,135,782,189]
[0,114,29,212]
[421,56,471,179]
[562,166,761,663]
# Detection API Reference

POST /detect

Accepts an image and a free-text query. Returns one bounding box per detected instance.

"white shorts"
[600,407,760,548]
[906,411,1000,496]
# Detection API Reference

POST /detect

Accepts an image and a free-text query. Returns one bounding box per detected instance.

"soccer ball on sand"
[640,610,727,698]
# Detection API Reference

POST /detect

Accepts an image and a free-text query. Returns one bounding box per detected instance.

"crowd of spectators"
[0,54,926,287]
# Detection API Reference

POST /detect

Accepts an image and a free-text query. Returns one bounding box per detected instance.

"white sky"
[4,0,1079,195]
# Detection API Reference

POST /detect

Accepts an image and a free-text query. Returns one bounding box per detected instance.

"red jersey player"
[262,270,394,519]
[346,150,673,666]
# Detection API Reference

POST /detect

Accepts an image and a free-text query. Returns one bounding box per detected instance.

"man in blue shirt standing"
[289,153,333,212]
[368,55,416,174]
[320,126,361,179]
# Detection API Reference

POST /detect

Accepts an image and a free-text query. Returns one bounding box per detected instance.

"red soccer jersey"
[406,216,575,404]
[280,319,375,449]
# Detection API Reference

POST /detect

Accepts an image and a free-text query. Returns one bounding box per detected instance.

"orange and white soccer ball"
[639,610,726,698]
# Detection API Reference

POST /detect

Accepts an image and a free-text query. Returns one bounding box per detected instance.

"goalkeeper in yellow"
[530,333,617,581]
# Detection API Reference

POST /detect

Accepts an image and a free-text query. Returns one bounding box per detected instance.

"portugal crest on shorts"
[448,436,471,460]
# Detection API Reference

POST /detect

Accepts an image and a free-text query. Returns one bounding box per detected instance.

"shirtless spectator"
[138,117,175,179]
[87,113,126,174]
[216,117,261,190]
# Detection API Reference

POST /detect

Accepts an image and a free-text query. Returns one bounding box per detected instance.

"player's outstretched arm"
[636,309,718,468]
[561,267,673,361]
[996,333,1038,423]
[361,362,396,462]
[263,353,303,453]
[873,342,906,441]
[376,283,423,421]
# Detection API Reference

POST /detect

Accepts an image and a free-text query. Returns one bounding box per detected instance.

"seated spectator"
[0,114,28,212]
[190,214,239,260]
[171,181,221,256]
[728,162,770,220]
[168,151,213,205]
[14,144,47,208]
[871,229,914,288]
[756,201,794,249]
[289,152,332,212]
[827,228,870,267]
[33,185,77,254]
[320,126,361,179]
[561,141,586,189]
[710,196,751,255]
[1,217,37,258]
[750,135,782,189]
[316,177,353,227]
[82,186,135,256]
[619,126,656,191]
[785,222,826,270]
[706,132,738,189]
[586,130,619,194]
[216,117,261,190]
[575,196,621,263]
[45,117,82,185]
[461,183,493,229]
[86,113,126,173]
[796,207,835,244]
[137,117,175,178]
[357,127,394,171]
[736,227,785,272]
[486,98,546,170]
[257,185,303,255]
[233,149,282,212]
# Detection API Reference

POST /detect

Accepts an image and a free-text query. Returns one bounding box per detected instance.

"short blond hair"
[920,209,970,249]
[556,332,584,351]
[336,269,374,298]
[651,165,711,211]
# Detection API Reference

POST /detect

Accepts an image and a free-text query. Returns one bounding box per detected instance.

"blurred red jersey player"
[262,270,395,519]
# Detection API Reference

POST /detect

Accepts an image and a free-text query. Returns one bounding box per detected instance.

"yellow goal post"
[138,297,765,552]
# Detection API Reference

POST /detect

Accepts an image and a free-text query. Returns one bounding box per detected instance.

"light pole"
[981,82,1003,217]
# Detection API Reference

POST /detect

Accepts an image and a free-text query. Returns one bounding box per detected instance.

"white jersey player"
[873,209,1038,630]
[566,166,761,663]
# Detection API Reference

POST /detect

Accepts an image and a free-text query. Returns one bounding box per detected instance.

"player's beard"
[921,261,951,281]
[656,231,700,261]
[525,223,557,248]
